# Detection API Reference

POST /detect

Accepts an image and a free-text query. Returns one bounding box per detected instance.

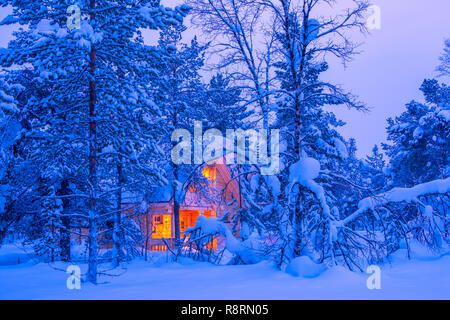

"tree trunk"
[173,163,181,252]
[171,109,181,252]
[58,179,71,262]
[112,158,124,267]
[87,0,98,284]
[283,2,307,262]
[144,215,149,261]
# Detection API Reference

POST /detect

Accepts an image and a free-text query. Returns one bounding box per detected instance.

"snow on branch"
[342,178,450,226]
[288,157,332,219]
[185,215,259,264]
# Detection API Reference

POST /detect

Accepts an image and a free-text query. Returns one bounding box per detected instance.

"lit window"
[151,215,172,239]
[202,166,216,181]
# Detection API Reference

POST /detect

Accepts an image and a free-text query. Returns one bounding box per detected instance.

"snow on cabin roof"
[122,164,204,204]
[122,153,235,204]
[121,186,175,204]
[122,190,144,204]
[147,185,174,203]
[147,162,220,203]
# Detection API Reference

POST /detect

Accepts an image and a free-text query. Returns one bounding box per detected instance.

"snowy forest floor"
[0,244,449,300]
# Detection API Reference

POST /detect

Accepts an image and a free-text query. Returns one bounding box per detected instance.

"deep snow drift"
[0,244,449,300]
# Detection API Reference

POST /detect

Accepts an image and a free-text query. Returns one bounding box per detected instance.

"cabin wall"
[120,162,242,252]
[215,164,242,236]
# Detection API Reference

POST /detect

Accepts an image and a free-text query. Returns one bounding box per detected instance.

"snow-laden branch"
[342,178,450,226]
[185,215,259,264]
[288,157,333,218]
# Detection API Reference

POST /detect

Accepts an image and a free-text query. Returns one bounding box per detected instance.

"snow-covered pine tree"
[366,145,385,172]
[196,73,251,132]
[377,79,450,253]
[360,144,387,191]
[33,185,65,262]
[0,67,85,261]
[363,145,386,191]
[383,79,449,188]
[0,73,22,243]
[437,39,450,77]
[0,0,190,282]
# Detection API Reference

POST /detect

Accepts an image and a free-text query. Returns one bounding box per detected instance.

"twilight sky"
[0,0,449,157]
[160,0,450,157]
[162,0,450,156]
[321,0,450,156]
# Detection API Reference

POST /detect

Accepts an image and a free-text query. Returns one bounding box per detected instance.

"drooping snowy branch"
[185,215,260,264]
[342,178,450,226]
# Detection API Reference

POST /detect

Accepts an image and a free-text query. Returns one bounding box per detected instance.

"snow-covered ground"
[0,244,449,300]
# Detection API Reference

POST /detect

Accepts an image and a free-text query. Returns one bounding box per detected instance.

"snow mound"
[285,256,327,278]
[0,253,34,266]
[392,240,448,263]
[0,245,36,266]
[289,157,320,183]
[288,157,331,218]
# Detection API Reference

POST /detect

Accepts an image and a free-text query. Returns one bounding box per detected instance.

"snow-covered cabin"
[122,158,241,252]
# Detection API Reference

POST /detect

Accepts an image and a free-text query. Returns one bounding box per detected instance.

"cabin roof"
[148,164,194,202]
[122,153,238,205]
[122,164,208,204]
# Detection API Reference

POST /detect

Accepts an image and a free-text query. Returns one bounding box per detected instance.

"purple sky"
[322,0,450,156]
[163,0,450,156]
[1,0,448,157]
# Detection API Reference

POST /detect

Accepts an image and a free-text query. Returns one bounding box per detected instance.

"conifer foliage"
[0,0,190,283]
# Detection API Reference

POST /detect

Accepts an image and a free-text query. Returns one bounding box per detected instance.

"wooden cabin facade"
[122,160,241,252]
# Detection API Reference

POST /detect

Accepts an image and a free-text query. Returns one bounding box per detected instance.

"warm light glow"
[149,211,217,250]
[189,166,216,192]
[151,215,172,239]
[152,245,168,252]
[202,166,216,181]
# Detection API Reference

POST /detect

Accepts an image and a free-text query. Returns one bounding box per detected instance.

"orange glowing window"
[152,245,168,252]
[189,166,216,191]
[180,210,199,234]
[202,166,216,181]
[151,215,172,239]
